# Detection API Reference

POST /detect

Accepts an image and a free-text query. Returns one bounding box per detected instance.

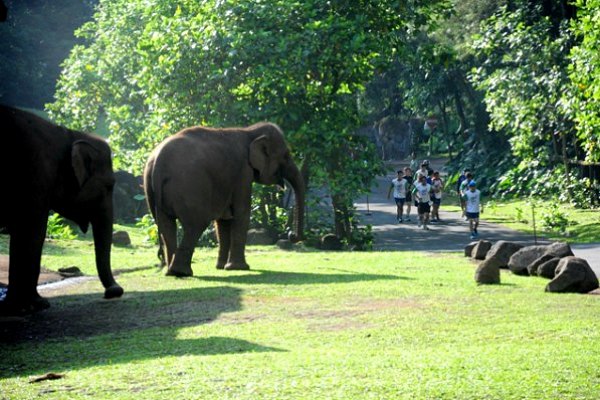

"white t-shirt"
[432,178,443,199]
[464,189,481,213]
[391,177,408,199]
[414,182,432,203]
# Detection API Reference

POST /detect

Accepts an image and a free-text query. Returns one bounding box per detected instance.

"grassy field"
[1,226,600,399]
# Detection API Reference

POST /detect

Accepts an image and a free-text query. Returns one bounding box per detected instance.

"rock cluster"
[467,240,598,294]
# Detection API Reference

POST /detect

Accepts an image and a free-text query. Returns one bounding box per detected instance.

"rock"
[113,171,146,223]
[320,234,343,251]
[537,257,561,279]
[464,242,478,257]
[545,257,599,294]
[472,240,492,260]
[527,254,556,276]
[58,266,83,278]
[276,239,293,250]
[475,258,502,285]
[508,245,549,276]
[485,241,524,268]
[112,231,131,246]
[544,242,574,258]
[246,229,275,245]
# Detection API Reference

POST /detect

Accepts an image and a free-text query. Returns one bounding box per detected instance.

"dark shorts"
[466,212,480,220]
[432,198,441,206]
[418,202,431,214]
[406,193,412,202]
[394,197,406,206]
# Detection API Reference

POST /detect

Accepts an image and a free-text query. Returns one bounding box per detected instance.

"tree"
[48,0,450,242]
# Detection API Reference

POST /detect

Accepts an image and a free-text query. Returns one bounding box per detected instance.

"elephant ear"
[249,135,269,175]
[72,140,98,187]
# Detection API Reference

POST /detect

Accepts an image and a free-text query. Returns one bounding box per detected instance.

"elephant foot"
[224,262,250,271]
[216,263,226,270]
[104,284,124,299]
[0,294,50,316]
[166,265,193,277]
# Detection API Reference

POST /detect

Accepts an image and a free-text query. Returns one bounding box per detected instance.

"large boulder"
[537,257,562,279]
[475,258,501,285]
[113,171,146,223]
[472,240,492,260]
[320,234,343,251]
[527,254,556,276]
[485,241,524,268]
[112,230,131,247]
[508,245,549,276]
[464,242,478,257]
[544,242,574,258]
[545,257,599,294]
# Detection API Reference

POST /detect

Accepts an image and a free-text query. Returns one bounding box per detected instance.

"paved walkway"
[355,174,600,277]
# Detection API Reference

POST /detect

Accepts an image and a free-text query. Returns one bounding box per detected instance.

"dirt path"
[355,161,600,277]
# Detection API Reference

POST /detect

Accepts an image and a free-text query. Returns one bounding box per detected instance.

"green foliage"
[135,214,159,244]
[47,0,450,242]
[46,213,77,240]
[568,0,600,162]
[540,203,571,235]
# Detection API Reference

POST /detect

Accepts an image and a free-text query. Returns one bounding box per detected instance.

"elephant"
[144,122,305,276]
[0,105,123,314]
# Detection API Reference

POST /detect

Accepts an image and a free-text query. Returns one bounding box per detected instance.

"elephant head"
[60,136,124,299]
[248,123,304,241]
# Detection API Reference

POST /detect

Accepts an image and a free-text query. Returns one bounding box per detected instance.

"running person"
[413,174,432,230]
[387,170,408,223]
[463,180,483,239]
[459,172,474,220]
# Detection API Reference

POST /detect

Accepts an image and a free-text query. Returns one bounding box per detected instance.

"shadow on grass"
[0,286,283,378]
[196,269,408,285]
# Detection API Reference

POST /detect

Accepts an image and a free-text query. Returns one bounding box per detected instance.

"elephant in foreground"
[144,122,305,276]
[0,105,123,314]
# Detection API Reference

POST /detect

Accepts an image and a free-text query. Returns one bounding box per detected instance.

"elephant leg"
[224,215,251,271]
[2,215,50,314]
[156,210,177,269]
[215,219,232,270]
[167,222,207,277]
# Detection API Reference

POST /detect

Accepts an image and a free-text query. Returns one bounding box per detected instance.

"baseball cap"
[468,180,476,187]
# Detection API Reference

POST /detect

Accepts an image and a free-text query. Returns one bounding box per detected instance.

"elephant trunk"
[90,202,124,299]
[284,163,305,242]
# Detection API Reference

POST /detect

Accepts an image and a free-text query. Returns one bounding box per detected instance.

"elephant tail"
[143,155,158,221]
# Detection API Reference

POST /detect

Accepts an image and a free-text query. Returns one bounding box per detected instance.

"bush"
[46,213,77,240]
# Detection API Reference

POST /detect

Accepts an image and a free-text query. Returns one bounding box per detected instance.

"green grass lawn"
[2,225,600,399]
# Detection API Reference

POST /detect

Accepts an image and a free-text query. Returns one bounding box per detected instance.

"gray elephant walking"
[0,105,123,314]
[144,122,305,276]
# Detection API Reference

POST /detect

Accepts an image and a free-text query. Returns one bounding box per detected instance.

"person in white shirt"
[413,175,432,230]
[463,180,484,239]
[387,170,408,223]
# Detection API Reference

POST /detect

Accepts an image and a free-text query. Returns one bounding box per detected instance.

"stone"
[485,241,524,268]
[508,245,549,276]
[464,242,478,257]
[113,171,146,223]
[537,257,561,279]
[246,229,275,245]
[320,234,343,251]
[112,231,131,246]
[475,258,501,285]
[546,257,599,294]
[276,239,293,250]
[544,242,574,258]
[472,240,492,260]
[58,266,83,278]
[527,254,556,276]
